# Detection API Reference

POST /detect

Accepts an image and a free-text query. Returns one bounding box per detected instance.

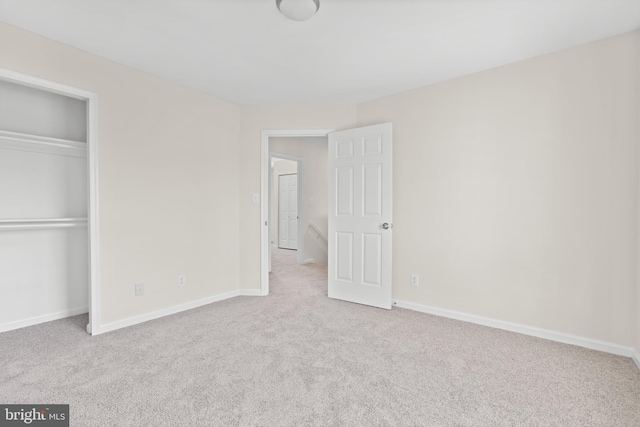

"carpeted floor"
[1,248,639,426]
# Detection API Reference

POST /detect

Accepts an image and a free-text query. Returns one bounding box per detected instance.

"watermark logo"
[0,405,68,426]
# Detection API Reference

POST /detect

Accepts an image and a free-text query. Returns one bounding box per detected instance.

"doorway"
[261,124,394,309]
[261,130,332,295]
[269,138,328,267]
[0,68,100,335]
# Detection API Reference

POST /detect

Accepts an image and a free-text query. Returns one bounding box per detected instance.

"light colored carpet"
[1,248,639,426]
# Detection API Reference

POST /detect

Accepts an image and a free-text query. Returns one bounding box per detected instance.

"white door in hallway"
[328,123,393,309]
[278,173,298,250]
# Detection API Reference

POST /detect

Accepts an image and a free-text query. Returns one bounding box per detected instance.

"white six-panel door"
[328,123,392,309]
[278,173,298,250]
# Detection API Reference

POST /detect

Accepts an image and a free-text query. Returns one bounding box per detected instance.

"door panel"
[336,232,354,281]
[362,233,382,286]
[289,217,298,248]
[328,123,392,309]
[363,164,382,216]
[336,167,353,215]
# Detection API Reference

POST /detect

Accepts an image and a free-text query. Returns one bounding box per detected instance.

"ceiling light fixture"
[276,0,320,22]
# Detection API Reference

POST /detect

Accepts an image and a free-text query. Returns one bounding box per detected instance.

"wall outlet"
[135,283,145,296]
[178,274,186,287]
[410,274,419,287]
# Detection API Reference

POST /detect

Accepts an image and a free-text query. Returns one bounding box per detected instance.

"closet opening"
[0,69,99,335]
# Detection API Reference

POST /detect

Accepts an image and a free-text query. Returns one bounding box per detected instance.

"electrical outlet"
[135,283,145,296]
[410,274,419,287]
[178,274,186,287]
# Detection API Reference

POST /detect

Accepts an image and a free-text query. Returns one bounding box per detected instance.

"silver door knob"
[381,223,392,229]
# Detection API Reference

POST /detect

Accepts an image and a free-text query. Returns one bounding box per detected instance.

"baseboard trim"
[632,347,640,370]
[394,299,635,359]
[0,306,88,333]
[239,289,263,296]
[97,290,241,335]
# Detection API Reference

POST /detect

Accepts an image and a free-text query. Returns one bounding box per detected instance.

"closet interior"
[0,77,89,332]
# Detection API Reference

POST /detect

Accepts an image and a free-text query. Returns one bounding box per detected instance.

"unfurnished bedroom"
[0,0,639,425]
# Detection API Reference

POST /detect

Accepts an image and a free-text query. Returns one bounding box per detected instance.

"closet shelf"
[0,218,88,231]
[0,130,87,158]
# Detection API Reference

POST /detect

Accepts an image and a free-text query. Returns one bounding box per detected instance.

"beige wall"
[271,137,329,264]
[270,158,298,245]
[238,105,357,288]
[357,31,640,345]
[0,22,241,326]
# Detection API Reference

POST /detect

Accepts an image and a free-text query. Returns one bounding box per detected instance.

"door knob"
[381,223,392,230]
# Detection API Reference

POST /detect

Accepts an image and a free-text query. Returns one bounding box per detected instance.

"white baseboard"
[303,258,314,264]
[98,290,242,335]
[394,299,636,360]
[632,347,640,370]
[239,289,263,296]
[0,306,88,333]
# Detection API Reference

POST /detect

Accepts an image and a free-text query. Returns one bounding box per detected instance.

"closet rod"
[0,218,87,231]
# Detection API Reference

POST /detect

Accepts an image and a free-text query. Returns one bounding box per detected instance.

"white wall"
[0,21,241,328]
[356,31,640,346]
[0,136,87,220]
[0,228,88,328]
[271,137,329,264]
[270,159,297,246]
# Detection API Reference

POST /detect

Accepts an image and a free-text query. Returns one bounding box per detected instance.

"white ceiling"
[0,0,639,105]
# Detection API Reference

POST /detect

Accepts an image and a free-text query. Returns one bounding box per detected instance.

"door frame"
[269,153,303,274]
[0,67,101,335]
[261,129,333,296]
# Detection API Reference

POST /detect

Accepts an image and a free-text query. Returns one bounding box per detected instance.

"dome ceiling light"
[276,0,320,22]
